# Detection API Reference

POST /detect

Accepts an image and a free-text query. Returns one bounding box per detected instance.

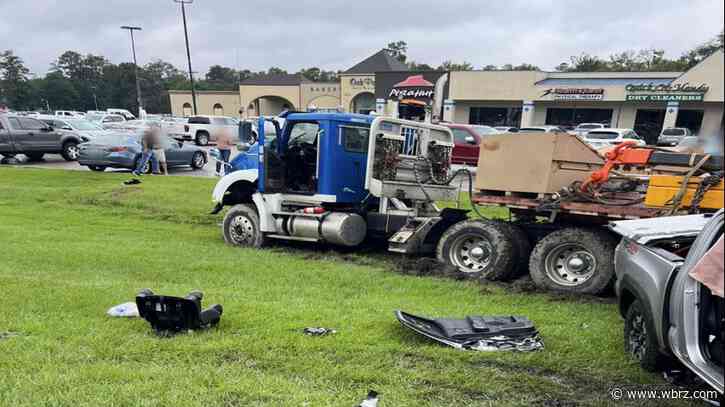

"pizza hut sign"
[388,75,435,100]
[541,88,605,101]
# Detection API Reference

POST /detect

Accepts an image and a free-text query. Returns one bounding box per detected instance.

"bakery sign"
[541,88,605,100]
[625,82,709,102]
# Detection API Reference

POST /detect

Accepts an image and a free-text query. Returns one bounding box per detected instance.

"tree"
[38,71,80,111]
[438,60,474,71]
[267,67,287,75]
[482,64,498,71]
[512,63,540,71]
[205,65,240,89]
[385,41,408,63]
[408,61,435,71]
[0,50,31,109]
[563,53,610,72]
[680,29,724,69]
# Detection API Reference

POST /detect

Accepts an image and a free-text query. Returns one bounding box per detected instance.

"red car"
[444,123,500,165]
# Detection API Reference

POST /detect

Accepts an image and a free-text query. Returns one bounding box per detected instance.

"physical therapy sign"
[541,88,605,101]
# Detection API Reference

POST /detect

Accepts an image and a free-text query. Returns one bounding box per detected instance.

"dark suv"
[0,114,84,161]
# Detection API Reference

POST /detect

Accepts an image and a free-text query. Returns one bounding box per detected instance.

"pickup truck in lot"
[0,114,86,161]
[168,115,238,146]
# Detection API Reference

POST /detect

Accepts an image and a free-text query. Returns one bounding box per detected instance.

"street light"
[120,25,143,117]
[174,0,197,115]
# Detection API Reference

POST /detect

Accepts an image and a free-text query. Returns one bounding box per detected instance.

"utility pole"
[174,0,197,115]
[120,25,143,117]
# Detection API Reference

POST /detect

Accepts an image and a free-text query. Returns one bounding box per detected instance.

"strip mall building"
[169,49,724,143]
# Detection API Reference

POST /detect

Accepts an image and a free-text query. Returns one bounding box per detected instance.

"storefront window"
[469,107,521,127]
[675,110,704,134]
[634,109,666,145]
[545,108,613,128]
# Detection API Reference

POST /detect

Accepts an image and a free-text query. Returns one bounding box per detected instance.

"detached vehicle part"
[611,210,723,394]
[136,289,223,335]
[395,310,543,352]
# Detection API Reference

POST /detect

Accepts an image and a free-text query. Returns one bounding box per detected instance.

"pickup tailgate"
[609,214,712,244]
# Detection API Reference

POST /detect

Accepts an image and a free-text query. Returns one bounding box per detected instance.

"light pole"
[120,25,143,117]
[174,0,197,115]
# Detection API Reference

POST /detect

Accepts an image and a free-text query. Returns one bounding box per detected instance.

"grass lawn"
[0,167,682,406]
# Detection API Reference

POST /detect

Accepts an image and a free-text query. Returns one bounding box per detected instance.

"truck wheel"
[195,131,210,146]
[491,221,531,279]
[190,152,205,170]
[61,141,80,161]
[436,219,516,281]
[624,299,660,371]
[25,152,45,161]
[529,228,616,295]
[222,204,267,248]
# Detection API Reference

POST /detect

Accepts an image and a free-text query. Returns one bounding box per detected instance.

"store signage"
[388,75,435,100]
[349,77,375,89]
[541,88,605,100]
[625,82,708,102]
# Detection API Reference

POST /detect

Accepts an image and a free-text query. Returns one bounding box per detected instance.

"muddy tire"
[222,204,267,248]
[195,131,210,146]
[436,219,516,281]
[491,221,531,279]
[529,227,616,295]
[624,299,660,371]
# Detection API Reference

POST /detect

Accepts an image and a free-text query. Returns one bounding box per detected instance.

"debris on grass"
[0,331,23,340]
[106,301,139,317]
[354,390,379,407]
[303,327,337,336]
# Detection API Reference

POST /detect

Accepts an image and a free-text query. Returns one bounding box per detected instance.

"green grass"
[0,167,682,406]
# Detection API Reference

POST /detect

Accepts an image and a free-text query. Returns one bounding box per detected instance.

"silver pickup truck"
[0,114,86,161]
[611,210,723,394]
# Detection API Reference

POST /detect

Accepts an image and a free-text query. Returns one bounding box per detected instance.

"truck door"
[335,123,370,202]
[451,128,478,165]
[15,117,60,152]
[0,119,13,154]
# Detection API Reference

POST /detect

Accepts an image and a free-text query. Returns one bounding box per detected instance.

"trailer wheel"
[529,228,616,294]
[491,221,531,279]
[222,204,267,248]
[436,219,516,281]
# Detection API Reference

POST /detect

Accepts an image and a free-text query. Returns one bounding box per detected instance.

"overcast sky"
[0,0,722,77]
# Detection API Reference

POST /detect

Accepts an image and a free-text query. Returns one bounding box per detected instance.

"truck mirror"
[238,121,253,144]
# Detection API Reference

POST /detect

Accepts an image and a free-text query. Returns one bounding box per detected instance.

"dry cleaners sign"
[541,88,605,100]
[625,82,709,102]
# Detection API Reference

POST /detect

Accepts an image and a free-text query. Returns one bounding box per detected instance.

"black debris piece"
[124,178,142,185]
[136,289,223,336]
[303,327,337,336]
[395,310,543,352]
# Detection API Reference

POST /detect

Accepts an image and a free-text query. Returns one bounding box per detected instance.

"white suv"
[584,128,646,149]
[568,123,606,137]
[169,115,239,146]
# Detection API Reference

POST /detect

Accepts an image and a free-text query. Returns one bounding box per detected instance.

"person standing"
[216,128,234,176]
[133,126,160,176]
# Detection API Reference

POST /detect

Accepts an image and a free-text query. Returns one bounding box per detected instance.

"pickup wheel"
[222,204,268,248]
[195,131,210,146]
[190,152,205,170]
[61,141,80,161]
[25,152,45,161]
[624,299,661,371]
[436,219,516,281]
[529,227,616,295]
[491,221,531,279]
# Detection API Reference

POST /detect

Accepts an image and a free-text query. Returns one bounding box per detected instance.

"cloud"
[1,0,722,76]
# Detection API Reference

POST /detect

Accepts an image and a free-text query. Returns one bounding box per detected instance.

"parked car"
[568,122,606,137]
[444,123,500,166]
[519,125,567,133]
[78,132,207,173]
[86,113,127,128]
[657,127,693,146]
[494,126,519,133]
[106,108,136,120]
[0,114,85,161]
[583,128,646,149]
[612,211,723,394]
[54,110,85,118]
[168,115,239,146]
[37,116,109,141]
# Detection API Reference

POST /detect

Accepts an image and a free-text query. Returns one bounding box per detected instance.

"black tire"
[222,204,268,248]
[491,221,531,279]
[88,165,106,172]
[195,131,210,146]
[25,152,45,161]
[190,151,205,170]
[61,141,79,161]
[529,227,616,295]
[624,299,661,371]
[436,219,516,281]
